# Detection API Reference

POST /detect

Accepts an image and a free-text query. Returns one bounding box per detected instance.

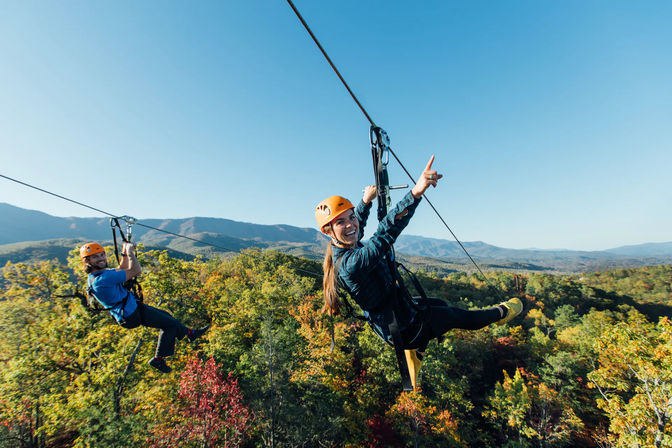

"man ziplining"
[80,241,209,373]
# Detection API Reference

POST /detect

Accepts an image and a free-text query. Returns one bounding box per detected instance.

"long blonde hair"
[322,243,341,316]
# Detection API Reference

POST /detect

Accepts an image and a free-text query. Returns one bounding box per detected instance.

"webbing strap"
[109,217,144,303]
[88,272,131,312]
[385,302,414,391]
[334,255,413,390]
[395,262,428,309]
[110,217,128,264]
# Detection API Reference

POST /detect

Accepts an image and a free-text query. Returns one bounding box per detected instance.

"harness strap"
[110,217,144,303]
[87,272,132,312]
[383,254,415,391]
[110,217,128,264]
[334,253,414,391]
[385,298,414,391]
[394,261,428,308]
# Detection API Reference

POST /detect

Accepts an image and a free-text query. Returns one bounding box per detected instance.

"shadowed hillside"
[2,203,671,273]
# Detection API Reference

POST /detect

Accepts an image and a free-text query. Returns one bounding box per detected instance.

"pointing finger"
[424,155,435,171]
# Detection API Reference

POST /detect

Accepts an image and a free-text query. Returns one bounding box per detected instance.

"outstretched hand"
[411,155,443,198]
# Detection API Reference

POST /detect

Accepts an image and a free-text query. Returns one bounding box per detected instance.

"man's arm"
[116,242,142,281]
[118,248,131,270]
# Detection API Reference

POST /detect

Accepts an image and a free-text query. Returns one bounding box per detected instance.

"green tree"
[588,312,672,448]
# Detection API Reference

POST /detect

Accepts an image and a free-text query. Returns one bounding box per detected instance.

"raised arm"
[341,156,442,275]
[117,242,142,281]
[354,185,377,239]
[411,155,442,199]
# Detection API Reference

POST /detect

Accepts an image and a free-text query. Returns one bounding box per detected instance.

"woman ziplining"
[80,240,209,374]
[315,155,523,390]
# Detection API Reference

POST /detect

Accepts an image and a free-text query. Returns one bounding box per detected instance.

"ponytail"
[322,243,342,316]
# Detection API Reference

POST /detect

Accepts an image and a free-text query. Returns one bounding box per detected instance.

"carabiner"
[121,216,136,243]
[369,126,390,167]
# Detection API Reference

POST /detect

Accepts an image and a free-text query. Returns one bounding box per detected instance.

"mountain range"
[1,202,670,273]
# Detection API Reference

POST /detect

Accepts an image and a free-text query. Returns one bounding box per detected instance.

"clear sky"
[1,1,670,251]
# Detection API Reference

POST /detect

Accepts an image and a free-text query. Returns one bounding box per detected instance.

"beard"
[90,259,108,270]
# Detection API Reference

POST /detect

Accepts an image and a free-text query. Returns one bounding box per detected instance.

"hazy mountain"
[1,202,670,273]
[0,238,197,266]
[604,242,672,257]
[0,202,324,246]
[394,235,672,272]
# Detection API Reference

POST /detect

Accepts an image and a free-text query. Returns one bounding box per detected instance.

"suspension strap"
[368,127,417,390]
[109,216,144,303]
[110,217,128,265]
[395,261,429,305]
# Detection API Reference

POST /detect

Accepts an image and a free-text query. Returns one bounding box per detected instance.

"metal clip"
[121,216,136,242]
[370,126,390,166]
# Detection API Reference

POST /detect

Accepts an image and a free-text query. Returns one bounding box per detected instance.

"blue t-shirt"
[88,269,138,323]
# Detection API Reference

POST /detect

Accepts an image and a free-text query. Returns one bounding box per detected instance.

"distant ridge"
[1,202,670,273]
[0,202,324,245]
[605,242,672,257]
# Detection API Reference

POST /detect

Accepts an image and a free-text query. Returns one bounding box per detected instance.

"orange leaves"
[288,294,354,390]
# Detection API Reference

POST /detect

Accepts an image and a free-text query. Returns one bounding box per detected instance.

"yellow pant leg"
[404,349,422,390]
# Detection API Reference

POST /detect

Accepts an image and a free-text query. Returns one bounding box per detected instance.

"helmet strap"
[331,236,356,249]
[324,223,348,248]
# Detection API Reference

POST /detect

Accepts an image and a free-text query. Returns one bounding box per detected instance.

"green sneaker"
[495,297,523,326]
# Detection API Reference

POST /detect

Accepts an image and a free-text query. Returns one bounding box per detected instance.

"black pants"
[120,304,188,358]
[401,298,501,351]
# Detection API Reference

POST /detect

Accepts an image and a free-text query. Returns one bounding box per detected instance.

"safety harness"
[87,271,132,312]
[332,126,430,392]
[85,216,143,314]
[109,216,144,302]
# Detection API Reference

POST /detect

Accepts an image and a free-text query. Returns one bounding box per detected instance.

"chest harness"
[334,127,430,392]
[87,217,143,314]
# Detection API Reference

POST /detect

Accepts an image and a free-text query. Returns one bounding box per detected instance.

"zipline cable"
[285,0,375,127]
[285,1,503,295]
[0,173,323,279]
[0,173,116,218]
[386,149,492,283]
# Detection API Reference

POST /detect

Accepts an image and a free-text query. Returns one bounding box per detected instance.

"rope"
[285,2,506,301]
[0,173,323,279]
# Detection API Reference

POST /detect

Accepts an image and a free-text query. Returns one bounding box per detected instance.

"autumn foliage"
[1,251,672,447]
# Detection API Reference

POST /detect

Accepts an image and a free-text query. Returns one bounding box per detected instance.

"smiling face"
[325,209,359,246]
[85,251,108,271]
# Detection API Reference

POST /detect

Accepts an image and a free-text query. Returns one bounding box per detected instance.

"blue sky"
[1,1,670,251]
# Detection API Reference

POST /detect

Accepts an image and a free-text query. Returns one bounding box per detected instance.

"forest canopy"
[1,248,671,447]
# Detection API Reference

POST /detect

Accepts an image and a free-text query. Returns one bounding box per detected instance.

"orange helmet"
[80,242,105,260]
[315,195,354,232]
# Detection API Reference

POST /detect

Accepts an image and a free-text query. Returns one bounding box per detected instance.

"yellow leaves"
[588,312,672,447]
[287,294,356,391]
[557,325,582,347]
[508,325,527,344]
[483,367,583,444]
[525,308,555,330]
